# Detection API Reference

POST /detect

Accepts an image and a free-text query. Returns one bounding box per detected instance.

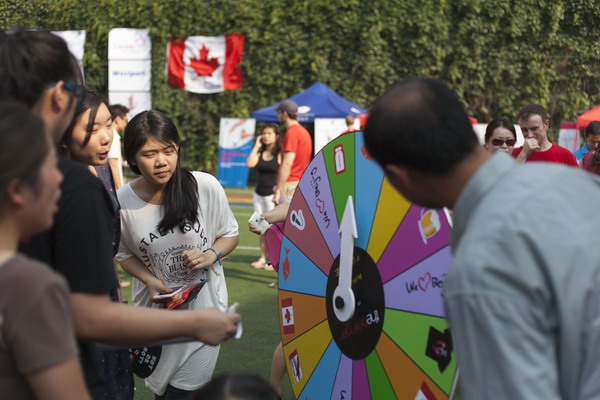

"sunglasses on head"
[491,138,516,146]
[47,81,86,100]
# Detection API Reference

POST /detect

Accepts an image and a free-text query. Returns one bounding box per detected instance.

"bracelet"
[205,247,223,265]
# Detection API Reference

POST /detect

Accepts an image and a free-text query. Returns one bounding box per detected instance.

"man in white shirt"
[108,104,129,189]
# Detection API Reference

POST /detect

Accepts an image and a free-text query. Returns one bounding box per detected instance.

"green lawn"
[120,204,294,399]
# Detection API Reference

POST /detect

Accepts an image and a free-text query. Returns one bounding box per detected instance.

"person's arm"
[182,235,239,270]
[27,358,91,400]
[246,137,262,168]
[273,152,295,203]
[71,292,240,346]
[248,202,290,235]
[119,256,171,302]
[264,202,290,224]
[108,158,122,189]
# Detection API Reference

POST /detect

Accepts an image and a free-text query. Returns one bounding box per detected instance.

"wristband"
[205,247,223,265]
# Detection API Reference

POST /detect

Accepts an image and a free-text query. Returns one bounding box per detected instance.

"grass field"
[120,201,295,399]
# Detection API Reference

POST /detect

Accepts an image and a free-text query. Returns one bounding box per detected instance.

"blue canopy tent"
[251,81,367,122]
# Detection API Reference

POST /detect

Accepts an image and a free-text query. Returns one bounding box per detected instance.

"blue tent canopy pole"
[251,82,367,123]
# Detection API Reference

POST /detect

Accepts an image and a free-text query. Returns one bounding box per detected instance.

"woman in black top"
[61,89,134,400]
[246,123,281,269]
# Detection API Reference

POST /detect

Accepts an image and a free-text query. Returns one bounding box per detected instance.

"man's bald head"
[364,77,479,176]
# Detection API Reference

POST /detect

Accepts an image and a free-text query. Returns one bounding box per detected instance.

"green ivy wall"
[2,0,599,171]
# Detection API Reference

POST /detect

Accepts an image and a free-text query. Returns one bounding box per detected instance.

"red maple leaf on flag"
[284,308,291,324]
[189,45,219,77]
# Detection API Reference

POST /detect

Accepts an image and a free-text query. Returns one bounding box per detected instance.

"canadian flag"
[167,33,244,94]
[281,298,295,335]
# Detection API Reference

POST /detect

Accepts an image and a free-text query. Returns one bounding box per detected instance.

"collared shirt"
[446,151,600,400]
[572,143,589,163]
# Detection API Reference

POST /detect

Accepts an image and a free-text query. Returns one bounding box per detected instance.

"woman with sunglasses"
[484,118,517,153]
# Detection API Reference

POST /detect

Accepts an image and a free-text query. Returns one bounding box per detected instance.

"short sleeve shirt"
[281,124,312,181]
[0,254,77,399]
[512,143,578,167]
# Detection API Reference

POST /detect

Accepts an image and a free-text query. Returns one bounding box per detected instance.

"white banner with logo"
[107,92,152,121]
[52,30,86,78]
[217,118,256,188]
[109,60,152,91]
[108,28,152,118]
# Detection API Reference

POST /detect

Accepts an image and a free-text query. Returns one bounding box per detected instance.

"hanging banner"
[107,92,152,120]
[217,118,256,188]
[558,122,579,152]
[108,28,152,118]
[52,30,86,77]
[108,60,151,92]
[167,34,245,94]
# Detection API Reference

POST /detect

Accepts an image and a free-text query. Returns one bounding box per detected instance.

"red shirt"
[512,144,578,167]
[282,123,312,181]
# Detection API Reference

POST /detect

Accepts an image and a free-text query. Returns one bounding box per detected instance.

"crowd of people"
[4,23,600,400]
[247,86,600,400]
[363,77,600,400]
[0,27,241,400]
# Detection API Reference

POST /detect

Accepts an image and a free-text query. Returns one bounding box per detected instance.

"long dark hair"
[60,89,110,155]
[124,110,199,233]
[0,102,49,203]
[0,27,82,108]
[258,123,282,157]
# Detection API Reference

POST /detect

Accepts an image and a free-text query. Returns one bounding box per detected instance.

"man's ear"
[384,164,414,193]
[5,179,27,208]
[47,81,70,113]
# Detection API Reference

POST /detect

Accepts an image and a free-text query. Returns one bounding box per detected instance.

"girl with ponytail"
[117,110,239,398]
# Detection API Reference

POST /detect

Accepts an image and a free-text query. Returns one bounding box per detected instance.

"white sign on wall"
[558,122,579,152]
[52,30,86,78]
[314,118,350,154]
[108,28,152,118]
[107,92,152,120]
[108,60,152,92]
[108,28,152,60]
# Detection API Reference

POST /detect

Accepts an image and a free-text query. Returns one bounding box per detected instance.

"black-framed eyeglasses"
[491,138,516,147]
[47,81,86,99]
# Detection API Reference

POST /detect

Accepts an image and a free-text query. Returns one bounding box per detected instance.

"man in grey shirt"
[364,77,600,400]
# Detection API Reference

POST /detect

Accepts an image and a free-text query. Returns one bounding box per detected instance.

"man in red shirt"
[512,104,578,166]
[273,100,312,203]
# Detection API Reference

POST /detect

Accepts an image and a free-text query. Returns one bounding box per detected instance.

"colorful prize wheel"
[277,131,458,399]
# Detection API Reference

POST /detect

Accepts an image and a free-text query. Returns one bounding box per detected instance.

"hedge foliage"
[2,0,600,171]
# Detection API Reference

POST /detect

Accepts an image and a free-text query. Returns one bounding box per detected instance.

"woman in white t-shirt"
[116,110,239,399]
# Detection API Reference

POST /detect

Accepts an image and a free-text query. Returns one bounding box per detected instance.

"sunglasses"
[47,81,86,99]
[491,138,516,146]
